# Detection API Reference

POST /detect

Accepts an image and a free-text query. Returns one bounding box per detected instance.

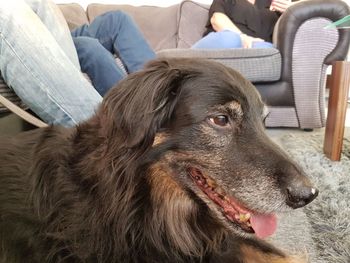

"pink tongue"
[250,213,277,239]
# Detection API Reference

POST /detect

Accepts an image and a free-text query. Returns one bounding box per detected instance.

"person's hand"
[241,34,264,48]
[270,0,294,13]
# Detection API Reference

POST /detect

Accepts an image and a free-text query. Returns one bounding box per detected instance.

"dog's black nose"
[286,186,318,209]
[277,162,318,209]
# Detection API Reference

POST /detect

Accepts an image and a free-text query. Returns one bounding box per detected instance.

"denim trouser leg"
[25,0,80,69]
[71,10,156,73]
[192,30,243,49]
[73,36,126,96]
[0,0,102,127]
[191,30,274,49]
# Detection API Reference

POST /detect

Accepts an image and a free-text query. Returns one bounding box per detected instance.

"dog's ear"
[101,59,185,149]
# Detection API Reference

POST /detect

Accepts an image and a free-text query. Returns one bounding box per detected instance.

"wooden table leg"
[323,61,350,161]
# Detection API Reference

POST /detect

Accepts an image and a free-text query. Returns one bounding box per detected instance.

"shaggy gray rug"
[270,129,350,263]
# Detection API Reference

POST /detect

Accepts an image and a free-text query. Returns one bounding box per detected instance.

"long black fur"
[0,58,314,263]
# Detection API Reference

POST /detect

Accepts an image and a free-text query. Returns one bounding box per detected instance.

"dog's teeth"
[239,214,245,222]
[197,180,204,186]
[239,213,251,222]
[216,187,225,196]
[218,194,225,199]
[206,178,217,188]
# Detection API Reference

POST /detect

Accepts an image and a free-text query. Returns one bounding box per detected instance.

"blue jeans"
[0,0,102,127]
[71,11,155,96]
[192,30,274,49]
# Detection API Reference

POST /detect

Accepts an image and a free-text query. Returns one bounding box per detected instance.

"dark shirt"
[204,0,281,42]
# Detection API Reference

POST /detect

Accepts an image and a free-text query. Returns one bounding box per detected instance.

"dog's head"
[100,58,318,243]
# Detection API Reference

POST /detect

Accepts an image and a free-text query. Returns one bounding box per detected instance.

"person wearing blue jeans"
[71,11,155,96]
[192,30,274,49]
[0,0,155,127]
[192,0,295,49]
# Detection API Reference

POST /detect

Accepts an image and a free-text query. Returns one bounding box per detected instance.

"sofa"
[1,0,349,129]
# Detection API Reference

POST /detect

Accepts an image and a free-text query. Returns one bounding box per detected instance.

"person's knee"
[252,41,274,48]
[214,30,242,48]
[100,10,133,26]
[73,37,107,64]
[192,30,242,49]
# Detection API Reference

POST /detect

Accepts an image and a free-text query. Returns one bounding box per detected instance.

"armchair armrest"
[273,0,350,129]
[274,0,350,82]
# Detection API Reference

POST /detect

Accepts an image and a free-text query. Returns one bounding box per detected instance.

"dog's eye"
[209,115,229,127]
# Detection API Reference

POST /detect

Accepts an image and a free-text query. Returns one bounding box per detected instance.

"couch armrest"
[273,0,350,129]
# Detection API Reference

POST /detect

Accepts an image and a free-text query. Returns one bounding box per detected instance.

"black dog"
[0,58,317,263]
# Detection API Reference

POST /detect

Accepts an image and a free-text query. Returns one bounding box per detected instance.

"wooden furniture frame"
[323,61,350,161]
[0,94,48,128]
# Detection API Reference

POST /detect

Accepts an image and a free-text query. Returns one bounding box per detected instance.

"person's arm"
[210,12,264,48]
[210,12,241,33]
[270,0,301,13]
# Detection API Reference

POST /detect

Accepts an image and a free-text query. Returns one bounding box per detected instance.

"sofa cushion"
[157,48,281,82]
[59,3,88,31]
[86,4,179,51]
[177,0,209,48]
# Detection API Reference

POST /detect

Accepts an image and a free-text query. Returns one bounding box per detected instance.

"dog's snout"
[286,185,318,209]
